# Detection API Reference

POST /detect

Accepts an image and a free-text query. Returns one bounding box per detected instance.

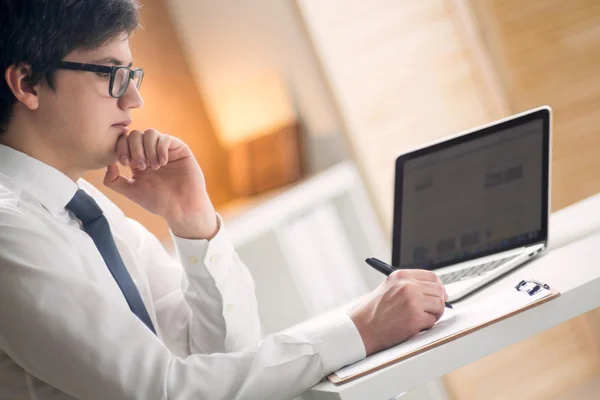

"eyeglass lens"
[112,68,143,97]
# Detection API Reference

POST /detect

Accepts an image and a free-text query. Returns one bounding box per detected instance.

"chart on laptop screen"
[399,119,544,268]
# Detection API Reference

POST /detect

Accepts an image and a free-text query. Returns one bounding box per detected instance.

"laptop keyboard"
[439,255,518,285]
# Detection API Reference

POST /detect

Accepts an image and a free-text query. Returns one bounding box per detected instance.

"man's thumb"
[103,163,132,195]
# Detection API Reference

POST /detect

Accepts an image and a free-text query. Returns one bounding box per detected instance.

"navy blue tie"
[67,189,156,334]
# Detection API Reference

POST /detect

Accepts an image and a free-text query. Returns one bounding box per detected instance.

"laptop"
[391,106,552,302]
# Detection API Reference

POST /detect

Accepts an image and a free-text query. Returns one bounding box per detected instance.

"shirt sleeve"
[128,214,261,356]
[0,210,366,400]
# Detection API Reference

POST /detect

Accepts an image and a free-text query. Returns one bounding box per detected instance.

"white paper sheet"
[334,286,550,379]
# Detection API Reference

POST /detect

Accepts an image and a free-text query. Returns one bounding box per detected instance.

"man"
[0,1,448,399]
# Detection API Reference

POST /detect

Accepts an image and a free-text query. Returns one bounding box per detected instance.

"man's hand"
[348,269,448,356]
[103,128,218,240]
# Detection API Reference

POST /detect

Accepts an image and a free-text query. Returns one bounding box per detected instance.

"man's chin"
[92,152,119,170]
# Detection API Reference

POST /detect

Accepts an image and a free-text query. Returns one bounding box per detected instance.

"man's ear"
[4,64,41,111]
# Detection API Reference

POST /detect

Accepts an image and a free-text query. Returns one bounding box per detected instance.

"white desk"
[304,194,600,400]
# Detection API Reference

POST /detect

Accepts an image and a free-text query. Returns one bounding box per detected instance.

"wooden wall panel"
[83,0,233,245]
[296,0,509,233]
[470,0,600,211]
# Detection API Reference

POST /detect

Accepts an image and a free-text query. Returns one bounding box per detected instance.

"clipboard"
[328,279,560,384]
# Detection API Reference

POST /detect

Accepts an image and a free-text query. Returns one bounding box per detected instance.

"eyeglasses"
[54,61,144,98]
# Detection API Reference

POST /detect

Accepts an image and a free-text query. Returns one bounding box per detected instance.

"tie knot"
[66,189,104,223]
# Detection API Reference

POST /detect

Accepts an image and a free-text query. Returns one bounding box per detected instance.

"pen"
[365,257,453,309]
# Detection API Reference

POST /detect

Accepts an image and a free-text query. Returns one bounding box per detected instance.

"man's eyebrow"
[90,57,133,67]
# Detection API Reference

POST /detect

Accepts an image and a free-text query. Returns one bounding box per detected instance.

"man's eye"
[96,72,110,80]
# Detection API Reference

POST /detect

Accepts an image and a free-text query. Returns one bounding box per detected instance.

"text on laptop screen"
[399,119,544,269]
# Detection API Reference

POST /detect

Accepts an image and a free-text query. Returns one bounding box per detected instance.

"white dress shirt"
[0,144,365,400]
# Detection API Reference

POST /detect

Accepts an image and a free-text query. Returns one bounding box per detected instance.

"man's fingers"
[128,130,147,170]
[143,129,161,170]
[420,311,438,331]
[419,281,446,299]
[433,274,449,301]
[422,295,445,321]
[393,269,448,300]
[122,129,167,170]
[116,134,130,167]
[393,269,439,283]
[156,134,172,166]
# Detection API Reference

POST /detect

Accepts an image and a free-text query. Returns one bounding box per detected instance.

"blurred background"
[84,0,600,399]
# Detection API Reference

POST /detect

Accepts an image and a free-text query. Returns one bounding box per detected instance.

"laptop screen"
[392,110,550,270]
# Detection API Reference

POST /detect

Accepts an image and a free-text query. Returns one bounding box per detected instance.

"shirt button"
[227,304,235,313]
[189,256,199,264]
[209,255,220,264]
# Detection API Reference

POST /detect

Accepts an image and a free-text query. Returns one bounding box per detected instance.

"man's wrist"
[348,307,378,356]
[168,211,220,240]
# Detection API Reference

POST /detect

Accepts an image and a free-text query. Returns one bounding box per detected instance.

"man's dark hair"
[0,0,141,134]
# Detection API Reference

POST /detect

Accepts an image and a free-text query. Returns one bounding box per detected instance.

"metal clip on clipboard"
[515,279,551,296]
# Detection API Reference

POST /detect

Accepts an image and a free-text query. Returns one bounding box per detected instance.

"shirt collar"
[0,144,79,214]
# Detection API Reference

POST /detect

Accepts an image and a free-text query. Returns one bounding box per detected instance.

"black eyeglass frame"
[54,61,144,98]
